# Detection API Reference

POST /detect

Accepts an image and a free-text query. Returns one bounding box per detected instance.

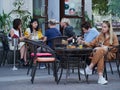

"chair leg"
[115,59,120,78]
[65,62,68,84]
[27,57,33,75]
[118,61,120,77]
[56,60,60,72]
[104,61,108,80]
[31,62,38,84]
[78,62,81,81]
[48,63,50,75]
[108,61,113,74]
[72,67,74,73]
[57,63,63,84]
[82,60,89,83]
[2,51,7,66]
[53,62,58,84]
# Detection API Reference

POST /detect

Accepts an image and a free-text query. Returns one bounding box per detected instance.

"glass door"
[33,0,48,34]
[60,0,85,35]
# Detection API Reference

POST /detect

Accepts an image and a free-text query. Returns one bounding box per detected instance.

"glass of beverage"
[79,44,83,49]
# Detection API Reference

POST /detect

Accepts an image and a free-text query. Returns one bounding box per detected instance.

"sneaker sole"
[98,81,108,85]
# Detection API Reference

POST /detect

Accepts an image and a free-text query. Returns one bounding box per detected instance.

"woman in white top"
[10,18,27,65]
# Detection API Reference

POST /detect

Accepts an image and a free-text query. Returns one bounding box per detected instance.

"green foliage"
[9,0,32,31]
[92,0,120,18]
[108,0,120,17]
[0,11,11,33]
[84,11,94,27]
[92,0,108,15]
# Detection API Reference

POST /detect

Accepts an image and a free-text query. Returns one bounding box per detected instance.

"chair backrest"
[116,45,120,60]
[105,45,120,61]
[117,35,120,44]
[25,39,56,58]
[49,36,68,49]
[0,32,9,51]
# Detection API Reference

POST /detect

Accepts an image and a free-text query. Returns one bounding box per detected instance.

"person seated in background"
[77,21,99,65]
[24,18,47,69]
[9,18,28,66]
[24,18,47,42]
[45,19,62,48]
[60,18,76,43]
[80,21,119,85]
[77,21,99,44]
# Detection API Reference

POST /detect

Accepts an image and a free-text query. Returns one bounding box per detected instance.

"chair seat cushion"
[35,57,55,63]
[31,53,52,57]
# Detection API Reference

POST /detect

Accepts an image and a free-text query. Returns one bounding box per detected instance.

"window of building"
[64,0,82,16]
[33,0,48,34]
[60,0,85,35]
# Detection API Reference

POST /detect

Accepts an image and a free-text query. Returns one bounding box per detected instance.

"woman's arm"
[10,29,15,37]
[24,28,31,38]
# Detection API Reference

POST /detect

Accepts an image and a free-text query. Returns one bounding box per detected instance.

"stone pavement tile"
[0,64,120,90]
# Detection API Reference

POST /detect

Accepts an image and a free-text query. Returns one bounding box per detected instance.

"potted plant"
[0,10,11,34]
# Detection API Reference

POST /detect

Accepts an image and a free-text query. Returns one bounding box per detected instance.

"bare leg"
[23,47,27,64]
[98,72,103,76]
[20,45,27,63]
[89,63,94,69]
[20,45,25,59]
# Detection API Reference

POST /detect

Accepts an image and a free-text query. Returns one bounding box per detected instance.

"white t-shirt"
[12,28,20,37]
[9,28,24,50]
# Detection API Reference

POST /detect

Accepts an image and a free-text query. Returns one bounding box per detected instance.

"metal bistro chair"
[24,39,58,84]
[49,36,68,50]
[26,40,53,75]
[0,31,9,66]
[104,45,120,80]
[0,32,4,66]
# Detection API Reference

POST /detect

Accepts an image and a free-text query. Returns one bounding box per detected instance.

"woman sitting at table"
[24,18,47,69]
[80,21,119,85]
[9,18,28,66]
[24,18,47,42]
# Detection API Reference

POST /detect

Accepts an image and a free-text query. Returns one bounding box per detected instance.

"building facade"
[0,0,92,35]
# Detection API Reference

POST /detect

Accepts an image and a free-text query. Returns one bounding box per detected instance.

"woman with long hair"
[24,18,47,69]
[24,18,46,41]
[10,18,27,66]
[80,21,119,85]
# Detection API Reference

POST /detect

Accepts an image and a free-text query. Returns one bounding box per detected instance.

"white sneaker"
[98,77,108,85]
[40,65,46,69]
[80,66,92,75]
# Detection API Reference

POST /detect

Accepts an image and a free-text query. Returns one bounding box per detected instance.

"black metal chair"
[48,36,68,50]
[0,34,4,66]
[24,39,58,84]
[104,45,120,80]
[45,36,68,75]
[26,40,52,75]
[0,31,12,66]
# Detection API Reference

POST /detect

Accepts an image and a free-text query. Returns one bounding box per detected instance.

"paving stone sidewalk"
[0,65,120,90]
